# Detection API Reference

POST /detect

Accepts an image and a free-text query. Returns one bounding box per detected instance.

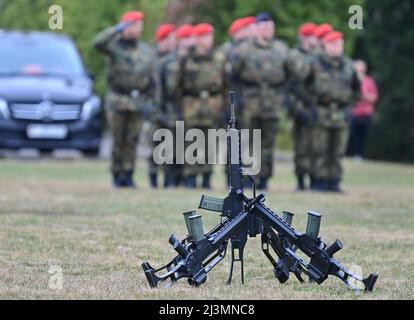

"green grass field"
[0,157,413,300]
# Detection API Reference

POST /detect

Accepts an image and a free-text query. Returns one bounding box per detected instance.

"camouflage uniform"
[147,50,171,188]
[308,54,359,190]
[232,39,291,188]
[177,49,227,187]
[155,51,183,187]
[287,45,317,190]
[219,39,248,126]
[93,26,155,184]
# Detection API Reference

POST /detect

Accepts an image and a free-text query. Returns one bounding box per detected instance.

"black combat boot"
[185,175,197,189]
[296,174,305,191]
[310,175,316,190]
[164,174,178,188]
[149,173,157,189]
[311,178,327,192]
[202,173,211,189]
[257,177,268,191]
[112,172,123,188]
[318,179,329,192]
[124,170,136,188]
[329,179,343,193]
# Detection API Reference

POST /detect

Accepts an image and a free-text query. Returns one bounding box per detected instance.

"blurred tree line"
[0,0,412,162]
[355,0,414,163]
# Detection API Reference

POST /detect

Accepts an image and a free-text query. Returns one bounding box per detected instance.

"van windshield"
[0,37,86,76]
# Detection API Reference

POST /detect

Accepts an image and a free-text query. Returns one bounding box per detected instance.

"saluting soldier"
[176,23,227,189]
[232,14,291,190]
[93,11,156,188]
[307,31,360,192]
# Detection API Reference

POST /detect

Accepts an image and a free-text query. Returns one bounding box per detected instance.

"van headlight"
[0,98,10,120]
[80,95,101,121]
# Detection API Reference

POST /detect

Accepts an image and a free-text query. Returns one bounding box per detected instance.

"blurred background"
[0,0,413,163]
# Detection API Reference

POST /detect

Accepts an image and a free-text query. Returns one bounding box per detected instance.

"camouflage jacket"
[155,51,181,126]
[176,49,227,126]
[307,54,360,127]
[231,39,291,118]
[286,45,317,120]
[93,26,156,112]
[217,39,248,97]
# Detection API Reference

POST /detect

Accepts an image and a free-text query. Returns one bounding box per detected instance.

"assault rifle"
[142,91,378,292]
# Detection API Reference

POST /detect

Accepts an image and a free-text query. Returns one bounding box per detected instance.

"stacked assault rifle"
[142,92,378,292]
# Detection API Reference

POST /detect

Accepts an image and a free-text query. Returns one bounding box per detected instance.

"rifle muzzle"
[169,234,189,258]
[305,211,322,239]
[326,239,343,256]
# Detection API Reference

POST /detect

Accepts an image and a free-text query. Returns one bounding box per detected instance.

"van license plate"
[27,124,68,139]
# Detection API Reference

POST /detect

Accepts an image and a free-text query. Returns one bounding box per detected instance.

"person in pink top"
[347,60,379,159]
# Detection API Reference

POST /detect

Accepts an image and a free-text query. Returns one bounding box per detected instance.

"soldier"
[224,16,256,101]
[307,31,360,192]
[287,22,318,191]
[232,14,291,190]
[93,11,156,188]
[176,23,227,189]
[155,25,184,188]
[219,17,257,76]
[149,23,176,188]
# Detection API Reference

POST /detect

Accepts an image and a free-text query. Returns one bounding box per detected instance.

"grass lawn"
[0,157,413,300]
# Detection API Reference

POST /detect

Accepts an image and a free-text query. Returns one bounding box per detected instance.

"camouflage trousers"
[244,115,278,180]
[163,124,184,183]
[293,122,314,177]
[106,110,142,174]
[311,125,349,180]
[182,94,223,178]
[148,122,162,175]
[183,126,213,177]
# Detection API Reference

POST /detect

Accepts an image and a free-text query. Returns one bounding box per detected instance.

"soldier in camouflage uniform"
[220,17,257,122]
[306,31,359,192]
[176,23,227,189]
[155,25,184,188]
[286,22,319,191]
[93,11,156,188]
[149,24,177,188]
[232,13,291,190]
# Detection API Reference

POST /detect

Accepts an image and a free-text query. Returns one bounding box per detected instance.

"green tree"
[361,0,414,163]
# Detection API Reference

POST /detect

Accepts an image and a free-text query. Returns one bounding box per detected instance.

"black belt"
[318,100,346,108]
[183,91,221,97]
[242,82,284,89]
[111,85,150,97]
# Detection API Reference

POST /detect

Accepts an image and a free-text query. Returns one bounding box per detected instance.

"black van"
[0,30,102,156]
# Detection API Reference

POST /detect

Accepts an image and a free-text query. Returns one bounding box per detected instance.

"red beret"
[229,16,256,36]
[314,23,333,39]
[176,24,193,39]
[121,11,144,23]
[155,23,175,42]
[193,23,214,36]
[299,22,317,37]
[323,31,344,43]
